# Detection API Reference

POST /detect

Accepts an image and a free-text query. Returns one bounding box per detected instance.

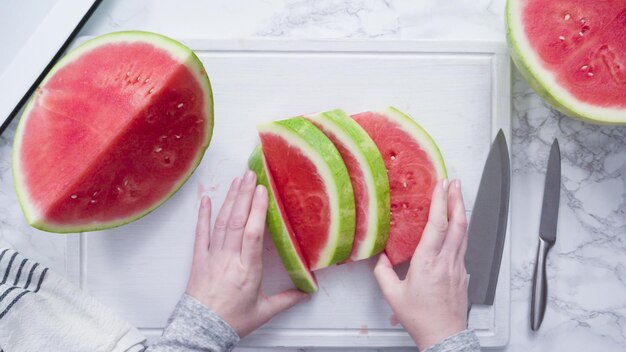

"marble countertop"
[1,0,625,351]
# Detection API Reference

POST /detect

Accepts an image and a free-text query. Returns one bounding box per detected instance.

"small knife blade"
[531,139,561,331]
[538,140,561,244]
[466,129,511,306]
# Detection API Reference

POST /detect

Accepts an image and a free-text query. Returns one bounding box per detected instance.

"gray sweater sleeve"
[146,294,240,352]
[424,329,481,352]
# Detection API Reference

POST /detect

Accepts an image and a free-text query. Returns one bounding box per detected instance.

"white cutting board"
[65,39,511,348]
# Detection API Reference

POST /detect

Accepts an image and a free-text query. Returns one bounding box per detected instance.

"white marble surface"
[0,0,625,351]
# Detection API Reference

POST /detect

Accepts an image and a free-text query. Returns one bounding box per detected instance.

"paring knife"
[530,139,561,331]
[466,129,511,310]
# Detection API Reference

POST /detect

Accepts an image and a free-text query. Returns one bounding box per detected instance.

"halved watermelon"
[507,0,626,124]
[306,109,390,262]
[248,146,318,293]
[13,31,213,233]
[352,107,446,266]
[258,117,355,270]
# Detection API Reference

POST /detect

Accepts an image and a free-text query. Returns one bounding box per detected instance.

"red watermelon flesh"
[521,0,626,108]
[352,108,446,265]
[259,133,332,269]
[13,32,213,232]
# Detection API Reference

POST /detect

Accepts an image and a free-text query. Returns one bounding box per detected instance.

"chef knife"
[530,139,561,331]
[466,129,511,308]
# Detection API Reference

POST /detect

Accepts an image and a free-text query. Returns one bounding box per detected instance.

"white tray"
[65,39,511,348]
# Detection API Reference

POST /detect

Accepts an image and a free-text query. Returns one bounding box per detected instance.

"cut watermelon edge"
[258,118,355,269]
[307,109,390,261]
[506,0,626,124]
[380,107,448,180]
[248,146,318,293]
[12,31,214,233]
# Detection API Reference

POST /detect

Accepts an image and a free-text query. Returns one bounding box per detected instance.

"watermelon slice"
[258,117,355,270]
[306,109,390,262]
[352,107,446,266]
[248,146,318,292]
[507,0,626,124]
[12,31,213,233]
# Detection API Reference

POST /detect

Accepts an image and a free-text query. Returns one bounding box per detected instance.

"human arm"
[374,179,480,351]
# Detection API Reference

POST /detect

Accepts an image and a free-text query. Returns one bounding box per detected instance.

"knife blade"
[466,129,511,306]
[530,139,561,331]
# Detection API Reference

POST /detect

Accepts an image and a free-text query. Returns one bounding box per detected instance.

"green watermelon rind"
[12,31,214,233]
[258,117,356,270]
[506,0,626,125]
[380,107,448,180]
[248,147,318,293]
[307,109,390,261]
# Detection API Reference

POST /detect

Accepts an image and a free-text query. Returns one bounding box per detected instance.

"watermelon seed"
[160,135,168,140]
[581,65,589,70]
[90,200,97,204]
[92,191,98,197]
[402,203,408,209]
[402,181,407,188]
[564,13,571,21]
[588,72,594,77]
[177,103,184,108]
[559,36,565,41]
[126,72,130,76]
[149,88,155,94]
[164,156,171,164]
[116,186,122,192]
[70,194,77,199]
[175,134,181,139]
[579,32,584,37]
[145,78,150,83]
[124,179,129,186]
[154,146,163,153]
[390,155,396,160]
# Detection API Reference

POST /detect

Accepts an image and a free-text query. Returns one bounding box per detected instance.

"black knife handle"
[530,238,551,331]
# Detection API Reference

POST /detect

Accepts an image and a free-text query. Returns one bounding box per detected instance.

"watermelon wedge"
[258,117,355,270]
[352,107,446,266]
[248,147,318,293]
[306,109,390,262]
[507,0,626,124]
[13,31,213,233]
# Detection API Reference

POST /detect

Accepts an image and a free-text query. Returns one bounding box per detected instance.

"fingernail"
[255,185,266,196]
[442,179,449,190]
[454,179,461,189]
[244,170,256,183]
[201,196,209,207]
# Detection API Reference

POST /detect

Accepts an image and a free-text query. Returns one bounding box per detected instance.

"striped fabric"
[0,247,146,352]
[0,248,48,322]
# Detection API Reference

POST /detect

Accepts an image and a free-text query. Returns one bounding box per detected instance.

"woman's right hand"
[374,179,469,351]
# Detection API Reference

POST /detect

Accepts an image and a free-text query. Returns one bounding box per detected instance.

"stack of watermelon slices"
[249,108,447,292]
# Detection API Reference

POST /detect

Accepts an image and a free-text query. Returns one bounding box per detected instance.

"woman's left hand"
[185,171,310,337]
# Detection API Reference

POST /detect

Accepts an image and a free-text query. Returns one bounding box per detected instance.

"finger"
[414,179,450,256]
[441,179,468,260]
[263,289,310,319]
[193,196,212,260]
[459,224,469,263]
[211,177,242,251]
[223,170,258,252]
[373,253,401,301]
[241,185,269,268]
